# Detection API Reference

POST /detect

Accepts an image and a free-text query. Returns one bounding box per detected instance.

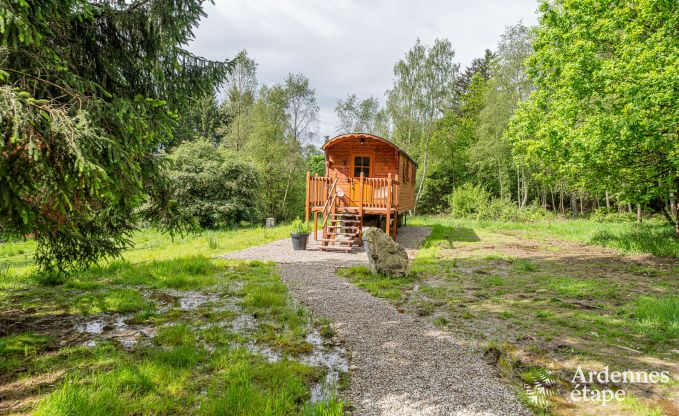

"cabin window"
[353,156,370,177]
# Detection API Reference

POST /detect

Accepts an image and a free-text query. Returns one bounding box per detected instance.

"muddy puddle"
[69,289,348,403]
[301,329,348,402]
[73,313,156,349]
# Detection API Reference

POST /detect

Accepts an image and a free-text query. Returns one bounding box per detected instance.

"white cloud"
[188,0,539,140]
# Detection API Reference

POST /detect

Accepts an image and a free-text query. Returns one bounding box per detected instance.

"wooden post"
[322,179,329,240]
[305,171,311,222]
[358,171,364,246]
[394,174,399,212]
[331,173,337,242]
[394,174,399,239]
[313,211,318,241]
[386,173,392,237]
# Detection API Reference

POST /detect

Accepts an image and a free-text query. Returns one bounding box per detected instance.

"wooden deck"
[304,173,401,249]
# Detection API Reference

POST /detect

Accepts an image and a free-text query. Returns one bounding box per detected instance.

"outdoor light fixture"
[359,137,365,145]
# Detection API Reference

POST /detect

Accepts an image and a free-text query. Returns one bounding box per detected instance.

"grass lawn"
[0,226,289,287]
[411,216,679,259]
[0,228,346,415]
[341,217,679,416]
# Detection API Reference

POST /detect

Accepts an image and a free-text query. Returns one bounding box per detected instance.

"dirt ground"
[355,225,679,416]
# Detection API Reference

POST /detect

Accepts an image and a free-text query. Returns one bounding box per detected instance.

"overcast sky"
[188,0,540,141]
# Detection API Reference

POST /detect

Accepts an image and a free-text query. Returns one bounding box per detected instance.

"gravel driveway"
[222,227,529,416]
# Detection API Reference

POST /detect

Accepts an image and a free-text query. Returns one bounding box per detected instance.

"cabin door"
[350,154,373,205]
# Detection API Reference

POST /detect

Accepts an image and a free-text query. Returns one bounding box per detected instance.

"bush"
[288,218,312,234]
[447,183,555,222]
[482,200,555,222]
[447,183,490,218]
[591,207,637,223]
[170,140,262,228]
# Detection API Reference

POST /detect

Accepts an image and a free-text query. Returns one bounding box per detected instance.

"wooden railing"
[320,177,339,232]
[305,172,399,219]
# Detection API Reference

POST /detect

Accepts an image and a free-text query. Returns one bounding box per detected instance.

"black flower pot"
[290,233,309,250]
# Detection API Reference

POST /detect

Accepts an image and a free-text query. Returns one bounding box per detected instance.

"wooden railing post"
[386,173,392,237]
[394,174,399,211]
[305,171,311,222]
[394,174,399,239]
[358,172,364,246]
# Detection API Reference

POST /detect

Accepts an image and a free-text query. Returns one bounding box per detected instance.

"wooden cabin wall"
[398,154,416,212]
[323,136,417,213]
[325,138,398,196]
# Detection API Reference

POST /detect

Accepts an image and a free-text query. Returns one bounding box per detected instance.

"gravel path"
[223,227,529,415]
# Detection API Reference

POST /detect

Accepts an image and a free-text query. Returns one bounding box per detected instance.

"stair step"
[326,226,359,230]
[329,219,360,223]
[325,232,358,237]
[320,246,352,253]
[319,239,355,245]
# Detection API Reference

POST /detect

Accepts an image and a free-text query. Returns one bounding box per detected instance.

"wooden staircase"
[317,177,363,252]
[320,211,362,253]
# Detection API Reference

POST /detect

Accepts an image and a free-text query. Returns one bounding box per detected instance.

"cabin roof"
[322,133,418,166]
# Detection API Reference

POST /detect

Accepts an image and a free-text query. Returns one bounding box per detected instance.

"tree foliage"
[0,0,230,270]
[335,94,385,134]
[507,0,679,231]
[170,140,261,228]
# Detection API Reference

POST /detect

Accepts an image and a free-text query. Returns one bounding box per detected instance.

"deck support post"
[313,211,318,241]
[305,171,311,222]
[386,173,392,238]
[394,174,399,239]
[358,172,364,246]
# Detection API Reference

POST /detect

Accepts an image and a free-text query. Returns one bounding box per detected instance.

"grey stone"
[363,227,409,277]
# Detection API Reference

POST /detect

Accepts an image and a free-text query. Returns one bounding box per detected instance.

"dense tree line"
[0,0,230,270]
[175,51,320,225]
[336,1,677,236]
[2,0,676,271]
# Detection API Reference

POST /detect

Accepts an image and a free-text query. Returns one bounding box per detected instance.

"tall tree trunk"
[605,190,611,209]
[559,185,564,214]
[519,168,529,208]
[414,135,431,214]
[660,204,675,225]
[516,171,521,208]
[572,193,578,218]
[673,183,679,238]
[550,189,555,212]
[627,203,632,213]
[281,164,295,219]
[636,204,642,224]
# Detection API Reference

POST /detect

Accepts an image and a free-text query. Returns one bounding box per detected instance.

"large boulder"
[362,227,409,277]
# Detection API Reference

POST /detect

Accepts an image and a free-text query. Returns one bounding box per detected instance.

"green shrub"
[170,140,262,229]
[591,207,637,223]
[288,218,312,234]
[447,183,490,218]
[447,184,554,222]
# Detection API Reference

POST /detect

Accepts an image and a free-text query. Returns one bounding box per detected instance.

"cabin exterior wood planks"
[305,133,418,251]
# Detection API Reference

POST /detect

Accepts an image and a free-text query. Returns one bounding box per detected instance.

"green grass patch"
[337,266,414,301]
[543,276,619,300]
[411,216,679,258]
[633,296,679,340]
[0,226,289,288]
[511,259,538,272]
[2,256,344,415]
[72,289,153,315]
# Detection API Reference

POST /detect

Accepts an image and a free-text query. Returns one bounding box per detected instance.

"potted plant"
[289,218,312,250]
